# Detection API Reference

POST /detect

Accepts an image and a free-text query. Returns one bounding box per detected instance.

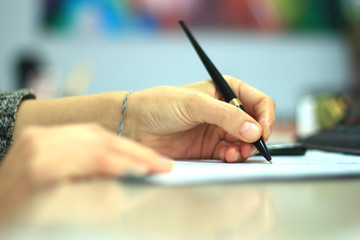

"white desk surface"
[2,123,360,240]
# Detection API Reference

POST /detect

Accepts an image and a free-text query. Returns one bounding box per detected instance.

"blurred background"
[1,0,360,124]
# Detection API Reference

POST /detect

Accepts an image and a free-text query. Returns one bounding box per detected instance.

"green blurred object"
[341,0,360,23]
[315,93,350,129]
[275,0,344,31]
[341,0,360,49]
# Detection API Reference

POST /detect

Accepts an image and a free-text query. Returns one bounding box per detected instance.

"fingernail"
[124,167,149,179]
[159,156,174,169]
[235,151,241,162]
[239,121,260,140]
[123,171,148,182]
[268,125,273,138]
[131,164,149,176]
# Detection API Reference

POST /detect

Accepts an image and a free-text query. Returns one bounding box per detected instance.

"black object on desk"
[179,20,272,163]
[264,143,307,156]
[299,123,360,155]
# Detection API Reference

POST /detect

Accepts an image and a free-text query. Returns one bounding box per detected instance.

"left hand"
[124,76,276,163]
[0,124,172,193]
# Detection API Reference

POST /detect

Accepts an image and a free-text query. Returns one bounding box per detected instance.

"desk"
[2,123,360,240]
[3,178,360,240]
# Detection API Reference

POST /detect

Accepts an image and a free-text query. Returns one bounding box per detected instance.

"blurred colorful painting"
[41,0,344,36]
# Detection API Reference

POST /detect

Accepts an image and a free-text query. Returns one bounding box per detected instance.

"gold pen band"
[229,98,242,106]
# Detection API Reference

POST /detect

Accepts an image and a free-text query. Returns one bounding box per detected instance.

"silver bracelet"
[118,91,134,136]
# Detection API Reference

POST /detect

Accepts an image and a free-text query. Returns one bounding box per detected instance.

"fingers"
[254,97,276,141]
[97,154,149,177]
[213,141,257,163]
[223,75,276,141]
[185,76,276,142]
[186,93,262,143]
[109,136,174,174]
[13,124,173,186]
[84,125,173,176]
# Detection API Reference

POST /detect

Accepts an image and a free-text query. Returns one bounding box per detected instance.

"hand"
[10,76,274,163]
[0,124,173,191]
[125,76,275,163]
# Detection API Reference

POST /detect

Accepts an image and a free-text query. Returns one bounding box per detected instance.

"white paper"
[145,150,360,185]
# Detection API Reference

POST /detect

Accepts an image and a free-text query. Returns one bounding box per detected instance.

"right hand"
[125,76,275,163]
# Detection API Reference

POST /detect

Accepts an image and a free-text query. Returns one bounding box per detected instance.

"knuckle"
[223,75,243,85]
[186,90,202,103]
[16,127,42,156]
[16,126,39,141]
[267,96,276,108]
[223,75,235,86]
[223,75,233,80]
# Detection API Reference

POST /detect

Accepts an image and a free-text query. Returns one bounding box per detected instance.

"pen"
[179,20,272,163]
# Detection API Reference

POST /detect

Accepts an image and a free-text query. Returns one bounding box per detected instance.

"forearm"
[13,92,128,135]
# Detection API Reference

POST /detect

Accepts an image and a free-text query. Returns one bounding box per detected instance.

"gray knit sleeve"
[0,89,36,160]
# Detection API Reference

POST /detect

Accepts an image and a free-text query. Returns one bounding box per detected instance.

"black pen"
[179,20,272,163]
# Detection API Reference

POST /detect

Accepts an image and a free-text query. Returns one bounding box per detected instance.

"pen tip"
[270,160,273,164]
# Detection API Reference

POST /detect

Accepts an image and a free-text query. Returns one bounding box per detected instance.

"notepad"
[145,150,360,185]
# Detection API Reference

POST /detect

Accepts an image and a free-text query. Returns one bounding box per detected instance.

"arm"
[7,76,275,164]
[13,91,128,135]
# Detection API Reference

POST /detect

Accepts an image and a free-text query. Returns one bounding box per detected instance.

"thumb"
[187,94,262,143]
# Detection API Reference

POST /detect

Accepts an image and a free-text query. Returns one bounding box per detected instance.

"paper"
[145,150,360,185]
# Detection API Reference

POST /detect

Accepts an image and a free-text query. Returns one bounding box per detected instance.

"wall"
[0,0,351,120]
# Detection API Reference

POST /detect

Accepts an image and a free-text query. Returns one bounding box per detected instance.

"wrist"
[118,91,133,136]
[120,91,141,140]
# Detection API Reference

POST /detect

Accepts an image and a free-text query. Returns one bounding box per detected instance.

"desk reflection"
[2,179,360,240]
